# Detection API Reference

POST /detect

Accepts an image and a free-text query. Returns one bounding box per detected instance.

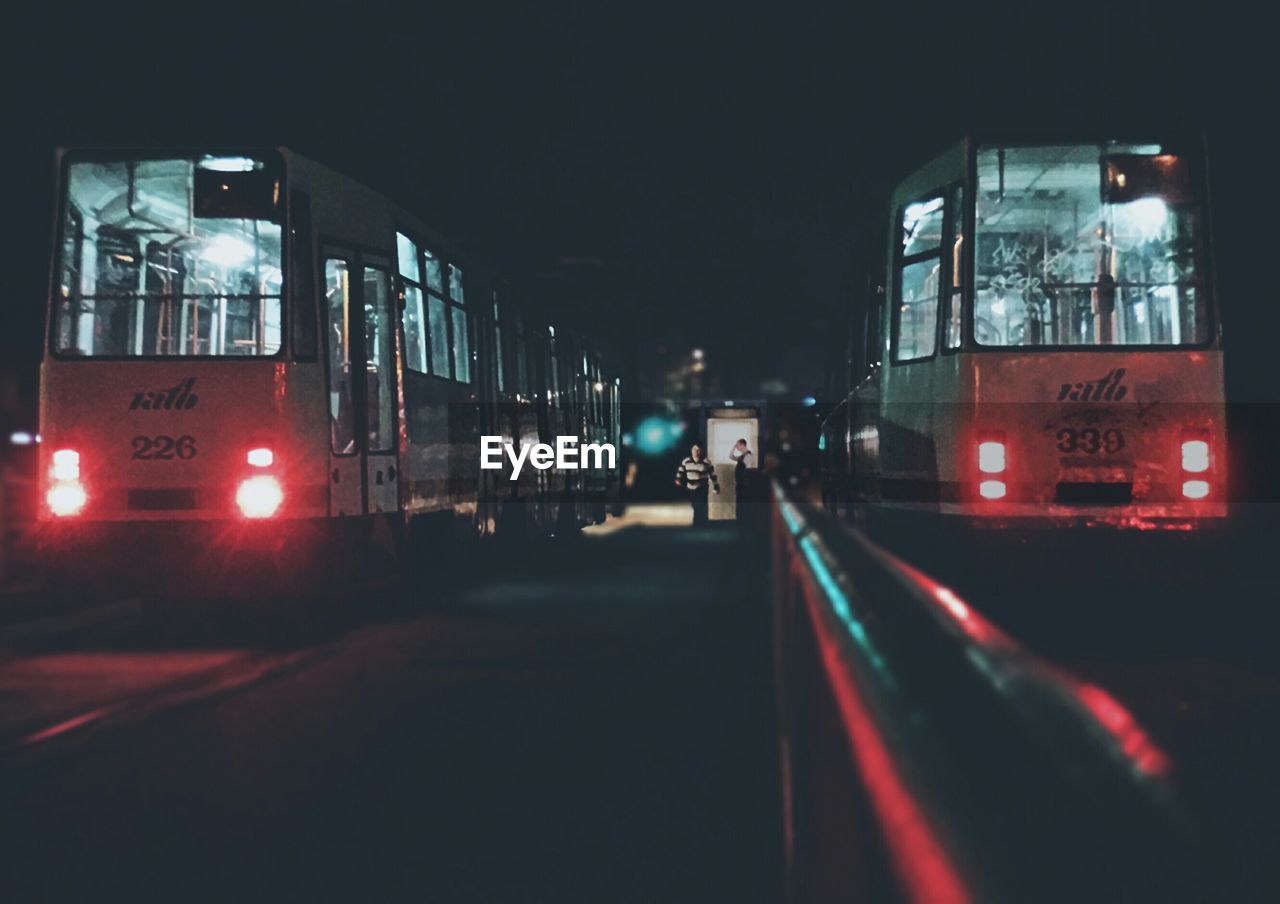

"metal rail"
[771,484,1227,903]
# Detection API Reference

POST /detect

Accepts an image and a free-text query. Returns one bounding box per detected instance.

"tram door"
[323,249,401,517]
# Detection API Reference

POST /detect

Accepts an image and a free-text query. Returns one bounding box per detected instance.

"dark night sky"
[2,2,1274,416]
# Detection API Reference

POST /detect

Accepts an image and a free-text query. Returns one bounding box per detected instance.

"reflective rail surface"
[770,484,1229,904]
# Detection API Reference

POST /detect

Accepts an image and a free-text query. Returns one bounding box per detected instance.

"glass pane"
[325,259,357,455]
[902,196,945,256]
[945,291,962,350]
[291,191,317,359]
[946,183,965,350]
[427,294,449,376]
[55,158,282,356]
[396,232,419,283]
[974,144,1207,347]
[549,341,561,406]
[56,206,83,351]
[424,249,443,292]
[451,305,471,383]
[494,324,505,392]
[364,268,395,452]
[402,285,428,373]
[448,263,464,303]
[515,334,528,395]
[894,258,940,361]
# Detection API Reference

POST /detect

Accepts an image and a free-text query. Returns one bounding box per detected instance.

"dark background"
[1,2,1274,424]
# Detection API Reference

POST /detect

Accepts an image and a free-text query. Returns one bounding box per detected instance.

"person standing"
[674,443,719,526]
[729,438,755,519]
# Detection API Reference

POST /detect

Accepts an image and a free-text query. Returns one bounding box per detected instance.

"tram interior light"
[198,155,263,173]
[236,475,283,519]
[1118,197,1168,243]
[203,234,256,268]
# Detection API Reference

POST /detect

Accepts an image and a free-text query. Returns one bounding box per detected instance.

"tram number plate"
[1055,428,1124,455]
[132,434,197,461]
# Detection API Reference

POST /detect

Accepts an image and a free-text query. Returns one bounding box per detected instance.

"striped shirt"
[676,457,719,492]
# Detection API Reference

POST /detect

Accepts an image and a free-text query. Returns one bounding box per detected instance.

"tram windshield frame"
[49,149,288,360]
[968,140,1215,351]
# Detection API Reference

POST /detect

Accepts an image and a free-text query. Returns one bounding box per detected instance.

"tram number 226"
[132,434,197,460]
[1055,428,1125,455]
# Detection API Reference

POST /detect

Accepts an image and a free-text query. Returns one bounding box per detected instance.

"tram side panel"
[853,350,1227,526]
[38,358,331,585]
[956,350,1227,524]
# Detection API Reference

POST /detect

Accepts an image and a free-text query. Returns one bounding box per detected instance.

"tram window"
[973,144,1207,347]
[494,323,506,392]
[448,263,465,304]
[451,306,471,383]
[396,233,420,284]
[515,332,529,396]
[291,191,318,360]
[54,157,282,356]
[424,249,444,292]
[56,205,84,351]
[403,286,429,372]
[549,337,561,406]
[944,183,964,350]
[894,258,941,361]
[493,295,506,393]
[902,197,945,256]
[325,258,357,455]
[530,334,549,402]
[427,294,450,376]
[364,268,395,452]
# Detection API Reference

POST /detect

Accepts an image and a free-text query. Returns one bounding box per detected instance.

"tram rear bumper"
[36,517,335,597]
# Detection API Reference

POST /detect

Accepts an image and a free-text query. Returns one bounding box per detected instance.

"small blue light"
[802,396,817,407]
[635,416,681,455]
[9,431,34,446]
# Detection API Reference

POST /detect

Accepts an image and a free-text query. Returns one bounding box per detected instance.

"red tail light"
[1182,479,1210,500]
[246,447,274,468]
[978,440,1006,474]
[1180,431,1212,498]
[977,433,1006,500]
[51,449,80,482]
[1181,439,1209,473]
[979,480,1007,500]
[236,475,283,519]
[47,448,86,517]
[47,481,87,517]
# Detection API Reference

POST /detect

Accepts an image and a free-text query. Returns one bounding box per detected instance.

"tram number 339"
[132,434,197,460]
[1055,428,1125,455]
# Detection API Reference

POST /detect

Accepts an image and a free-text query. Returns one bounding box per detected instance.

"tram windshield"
[53,154,283,357]
[973,143,1209,347]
